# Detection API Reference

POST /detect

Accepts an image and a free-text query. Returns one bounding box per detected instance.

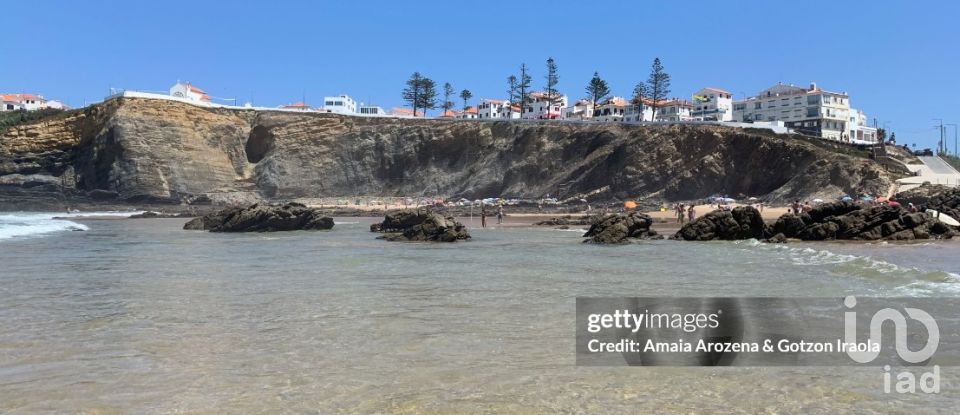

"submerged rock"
[182,202,334,232]
[371,209,470,242]
[674,206,769,241]
[582,212,661,244]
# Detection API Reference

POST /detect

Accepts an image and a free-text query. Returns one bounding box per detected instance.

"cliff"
[0,97,892,209]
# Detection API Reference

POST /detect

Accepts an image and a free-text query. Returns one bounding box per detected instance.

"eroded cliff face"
[0,98,891,208]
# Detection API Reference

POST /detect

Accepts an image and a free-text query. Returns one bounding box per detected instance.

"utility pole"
[934,118,944,154]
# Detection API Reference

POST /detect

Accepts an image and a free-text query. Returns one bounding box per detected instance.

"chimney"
[810,82,817,91]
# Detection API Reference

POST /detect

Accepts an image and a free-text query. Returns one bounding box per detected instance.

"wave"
[0,211,140,241]
[737,240,960,295]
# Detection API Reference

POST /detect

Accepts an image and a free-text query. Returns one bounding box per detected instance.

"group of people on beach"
[479,203,504,228]
[674,203,696,224]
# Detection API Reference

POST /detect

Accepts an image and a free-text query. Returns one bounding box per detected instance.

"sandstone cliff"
[0,97,892,209]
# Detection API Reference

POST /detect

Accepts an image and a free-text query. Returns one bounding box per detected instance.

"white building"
[654,99,693,121]
[522,92,567,120]
[359,104,388,115]
[456,107,478,119]
[563,99,593,120]
[476,99,506,119]
[169,82,211,102]
[591,97,630,122]
[0,93,70,111]
[322,95,357,114]
[623,99,654,122]
[847,108,878,143]
[733,82,850,140]
[690,87,733,121]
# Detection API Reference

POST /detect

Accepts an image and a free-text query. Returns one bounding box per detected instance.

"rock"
[533,215,597,226]
[895,185,960,220]
[371,209,469,242]
[582,212,662,244]
[765,233,787,243]
[182,202,334,232]
[777,204,954,241]
[771,214,806,238]
[674,206,769,241]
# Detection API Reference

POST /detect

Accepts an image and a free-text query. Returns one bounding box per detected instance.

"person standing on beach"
[676,203,685,224]
[496,205,503,225]
[481,204,487,228]
[687,204,696,222]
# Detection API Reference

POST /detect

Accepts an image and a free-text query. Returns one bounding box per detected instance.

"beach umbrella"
[876,196,888,202]
[748,197,758,201]
[861,196,874,201]
[841,196,853,202]
[624,201,637,209]
[723,198,736,203]
[887,200,900,207]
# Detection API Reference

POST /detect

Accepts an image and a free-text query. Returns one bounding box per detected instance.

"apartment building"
[690,87,733,121]
[733,82,850,140]
[322,95,357,114]
[847,108,878,143]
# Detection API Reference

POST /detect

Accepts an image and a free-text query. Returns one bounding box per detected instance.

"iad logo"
[843,296,940,394]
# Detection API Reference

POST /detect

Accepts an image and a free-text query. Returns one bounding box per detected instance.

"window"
[807,95,819,105]
[754,102,762,109]
[806,107,818,117]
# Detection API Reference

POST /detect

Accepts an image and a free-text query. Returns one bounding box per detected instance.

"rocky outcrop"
[773,203,954,241]
[894,185,960,219]
[370,209,470,242]
[534,215,598,226]
[582,212,661,244]
[2,98,893,209]
[183,202,334,232]
[674,206,769,241]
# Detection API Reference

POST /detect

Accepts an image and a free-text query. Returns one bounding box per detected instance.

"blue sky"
[3,0,958,150]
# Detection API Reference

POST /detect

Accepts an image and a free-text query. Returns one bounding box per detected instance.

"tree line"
[402,57,670,118]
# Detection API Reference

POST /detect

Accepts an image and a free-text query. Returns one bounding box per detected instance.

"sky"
[3,0,959,150]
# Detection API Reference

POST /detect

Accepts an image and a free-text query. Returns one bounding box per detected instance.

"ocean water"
[0,214,958,413]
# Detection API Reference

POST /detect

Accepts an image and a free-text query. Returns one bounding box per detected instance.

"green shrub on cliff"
[0,108,69,131]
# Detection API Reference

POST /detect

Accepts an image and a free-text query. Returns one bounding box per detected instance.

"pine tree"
[442,82,455,114]
[419,77,438,116]
[632,82,650,121]
[402,72,424,116]
[646,58,671,121]
[459,89,473,111]
[517,64,532,114]
[504,75,518,115]
[544,57,560,118]
[586,71,610,108]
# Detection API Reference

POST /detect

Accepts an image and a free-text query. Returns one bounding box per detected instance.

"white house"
[322,95,357,114]
[591,96,630,122]
[733,82,851,140]
[847,108,878,143]
[563,99,593,120]
[1,98,23,112]
[456,107,478,119]
[654,99,694,121]
[476,99,506,119]
[623,99,654,122]
[169,82,211,102]
[690,87,733,121]
[522,92,567,120]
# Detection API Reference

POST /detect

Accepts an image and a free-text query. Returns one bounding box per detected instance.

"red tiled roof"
[1,93,43,102]
[281,102,310,108]
[481,98,507,104]
[462,107,478,114]
[438,109,457,117]
[701,87,731,94]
